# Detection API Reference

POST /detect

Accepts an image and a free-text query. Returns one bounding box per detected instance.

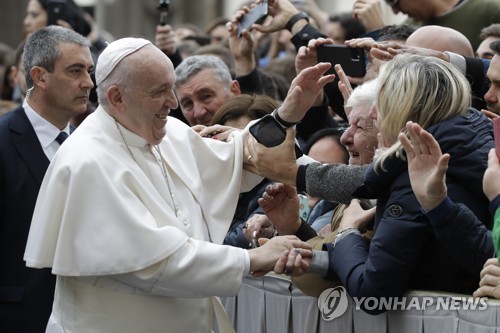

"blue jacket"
[325,108,493,301]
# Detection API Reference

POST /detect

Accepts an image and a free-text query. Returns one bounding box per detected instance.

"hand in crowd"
[399,121,449,211]
[253,0,300,34]
[243,214,276,246]
[344,38,379,84]
[248,235,312,277]
[194,124,238,141]
[54,19,74,31]
[295,38,335,107]
[298,0,329,31]
[244,127,298,185]
[370,42,449,63]
[481,109,500,120]
[281,62,336,123]
[334,64,354,116]
[338,199,375,232]
[295,38,334,75]
[273,247,312,277]
[473,258,500,299]
[483,149,500,202]
[258,183,302,235]
[352,0,385,32]
[155,24,177,56]
[227,7,257,76]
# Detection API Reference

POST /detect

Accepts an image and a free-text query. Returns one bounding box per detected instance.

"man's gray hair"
[24,25,90,90]
[174,55,232,90]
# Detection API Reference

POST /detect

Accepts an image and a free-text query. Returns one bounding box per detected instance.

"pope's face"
[121,47,178,145]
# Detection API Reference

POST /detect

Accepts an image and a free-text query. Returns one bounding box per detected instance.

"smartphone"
[47,0,67,27]
[298,194,310,220]
[237,1,268,37]
[317,44,366,77]
[493,117,500,159]
[250,114,286,147]
[249,115,303,157]
[157,0,170,26]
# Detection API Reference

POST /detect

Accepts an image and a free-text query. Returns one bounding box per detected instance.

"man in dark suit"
[0,25,94,332]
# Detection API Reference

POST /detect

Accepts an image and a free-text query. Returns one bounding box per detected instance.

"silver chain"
[114,118,179,216]
[152,145,180,216]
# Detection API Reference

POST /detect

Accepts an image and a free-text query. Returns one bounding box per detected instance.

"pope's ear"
[107,85,124,110]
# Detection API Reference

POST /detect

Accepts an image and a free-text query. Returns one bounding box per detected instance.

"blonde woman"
[267,54,494,311]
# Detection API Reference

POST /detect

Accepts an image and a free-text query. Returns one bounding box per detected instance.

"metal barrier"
[217,274,500,333]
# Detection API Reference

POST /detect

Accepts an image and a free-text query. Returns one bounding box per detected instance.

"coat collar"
[9,106,50,185]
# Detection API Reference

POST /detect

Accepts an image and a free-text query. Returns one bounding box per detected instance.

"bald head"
[406,25,474,57]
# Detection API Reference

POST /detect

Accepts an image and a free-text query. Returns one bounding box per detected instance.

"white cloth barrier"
[216,274,500,333]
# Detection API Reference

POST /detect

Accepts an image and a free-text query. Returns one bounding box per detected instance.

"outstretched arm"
[400,121,494,276]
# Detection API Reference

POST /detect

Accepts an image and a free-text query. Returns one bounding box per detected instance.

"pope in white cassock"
[23,37,334,332]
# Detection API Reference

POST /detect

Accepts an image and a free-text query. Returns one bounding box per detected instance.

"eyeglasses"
[385,0,400,6]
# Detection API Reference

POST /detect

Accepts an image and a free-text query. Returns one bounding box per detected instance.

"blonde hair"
[374,54,471,171]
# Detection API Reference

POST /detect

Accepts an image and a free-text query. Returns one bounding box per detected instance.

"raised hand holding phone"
[317,44,366,77]
[237,1,268,37]
[157,0,170,26]
[47,0,67,27]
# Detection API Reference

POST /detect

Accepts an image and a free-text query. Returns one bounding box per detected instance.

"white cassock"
[24,106,263,333]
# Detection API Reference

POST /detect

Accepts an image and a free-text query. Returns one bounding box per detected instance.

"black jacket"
[0,107,56,332]
[325,108,493,304]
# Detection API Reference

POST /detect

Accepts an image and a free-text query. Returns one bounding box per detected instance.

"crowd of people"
[1,0,500,331]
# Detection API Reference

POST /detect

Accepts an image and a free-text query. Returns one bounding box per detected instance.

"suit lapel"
[9,107,50,186]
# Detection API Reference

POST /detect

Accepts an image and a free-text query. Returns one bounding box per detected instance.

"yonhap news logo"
[318,287,488,321]
[318,286,349,321]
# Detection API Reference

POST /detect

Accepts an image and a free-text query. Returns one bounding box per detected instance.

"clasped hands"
[248,235,312,278]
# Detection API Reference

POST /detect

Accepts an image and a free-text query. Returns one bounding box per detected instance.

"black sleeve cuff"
[290,25,326,53]
[235,68,264,95]
[423,196,453,227]
[294,218,317,241]
[168,49,183,68]
[296,164,308,193]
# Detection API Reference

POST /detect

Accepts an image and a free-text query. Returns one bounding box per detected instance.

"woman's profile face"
[24,0,48,37]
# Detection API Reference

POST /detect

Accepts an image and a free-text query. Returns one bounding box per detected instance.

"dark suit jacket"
[0,106,56,332]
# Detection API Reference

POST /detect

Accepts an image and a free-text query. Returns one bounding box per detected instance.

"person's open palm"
[399,121,449,211]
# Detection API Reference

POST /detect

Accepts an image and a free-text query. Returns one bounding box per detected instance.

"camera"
[317,44,366,77]
[157,0,170,26]
[249,114,303,158]
[47,0,67,27]
[237,1,268,37]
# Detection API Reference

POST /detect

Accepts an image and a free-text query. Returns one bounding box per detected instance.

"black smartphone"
[47,0,67,26]
[157,0,170,26]
[317,44,366,77]
[249,114,303,157]
[250,114,286,147]
[237,1,268,37]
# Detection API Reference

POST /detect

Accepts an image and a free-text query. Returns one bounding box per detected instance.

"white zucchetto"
[95,38,151,86]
